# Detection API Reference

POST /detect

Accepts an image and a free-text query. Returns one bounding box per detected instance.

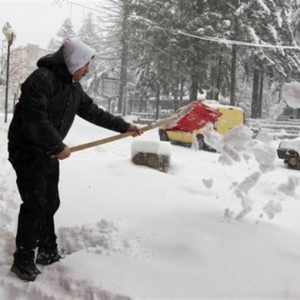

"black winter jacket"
[8,46,130,155]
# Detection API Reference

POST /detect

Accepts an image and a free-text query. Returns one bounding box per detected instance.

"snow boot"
[36,248,63,266]
[11,249,41,281]
[11,259,41,281]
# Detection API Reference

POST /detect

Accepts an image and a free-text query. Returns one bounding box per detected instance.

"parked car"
[133,112,156,125]
[158,100,245,150]
[277,138,300,169]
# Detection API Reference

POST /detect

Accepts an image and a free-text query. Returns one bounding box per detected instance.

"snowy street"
[1,114,300,299]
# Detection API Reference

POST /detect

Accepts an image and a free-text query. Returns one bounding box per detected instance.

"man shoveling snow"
[7,38,141,281]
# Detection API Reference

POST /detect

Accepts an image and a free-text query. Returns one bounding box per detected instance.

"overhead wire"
[66,1,300,51]
[174,30,300,51]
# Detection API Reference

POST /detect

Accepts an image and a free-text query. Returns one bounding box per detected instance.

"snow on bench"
[131,140,171,173]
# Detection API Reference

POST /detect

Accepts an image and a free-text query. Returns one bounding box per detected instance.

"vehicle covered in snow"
[277,137,300,169]
[158,100,245,150]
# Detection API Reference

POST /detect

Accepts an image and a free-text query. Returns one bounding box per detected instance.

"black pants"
[8,145,60,259]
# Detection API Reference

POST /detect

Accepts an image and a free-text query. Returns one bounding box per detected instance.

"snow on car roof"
[203,100,244,111]
[280,136,300,150]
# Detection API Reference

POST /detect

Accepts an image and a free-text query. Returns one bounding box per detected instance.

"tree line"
[51,0,300,119]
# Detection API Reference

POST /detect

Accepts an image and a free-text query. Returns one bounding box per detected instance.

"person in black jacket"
[8,38,141,281]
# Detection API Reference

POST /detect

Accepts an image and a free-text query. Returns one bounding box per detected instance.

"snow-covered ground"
[1,113,300,299]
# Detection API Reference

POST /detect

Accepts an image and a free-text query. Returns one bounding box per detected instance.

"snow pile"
[58,220,133,256]
[0,131,19,269]
[131,140,171,157]
[282,81,300,108]
[1,262,130,300]
[131,140,171,172]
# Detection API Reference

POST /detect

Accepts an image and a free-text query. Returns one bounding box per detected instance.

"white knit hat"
[63,38,95,75]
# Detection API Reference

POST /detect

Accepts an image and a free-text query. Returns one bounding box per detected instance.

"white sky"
[0,0,94,49]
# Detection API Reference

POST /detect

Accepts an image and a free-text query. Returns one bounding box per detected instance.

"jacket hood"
[63,38,95,75]
[37,46,72,82]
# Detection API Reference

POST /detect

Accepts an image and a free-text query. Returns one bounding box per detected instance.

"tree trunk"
[230,44,237,106]
[215,53,223,101]
[179,74,184,106]
[155,82,160,120]
[258,71,264,117]
[251,68,260,118]
[277,83,283,103]
[138,91,145,112]
[118,0,129,115]
[207,65,217,100]
[173,71,179,111]
[190,72,198,102]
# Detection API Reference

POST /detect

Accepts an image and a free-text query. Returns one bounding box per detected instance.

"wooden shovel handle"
[68,115,177,153]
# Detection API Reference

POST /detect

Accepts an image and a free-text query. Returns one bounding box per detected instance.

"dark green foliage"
[50,0,300,118]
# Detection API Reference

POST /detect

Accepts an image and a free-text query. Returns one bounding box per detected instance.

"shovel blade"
[166,101,222,132]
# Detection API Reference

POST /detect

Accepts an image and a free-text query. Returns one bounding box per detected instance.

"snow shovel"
[67,101,221,154]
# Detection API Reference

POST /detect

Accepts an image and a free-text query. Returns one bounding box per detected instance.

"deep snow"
[1,113,300,299]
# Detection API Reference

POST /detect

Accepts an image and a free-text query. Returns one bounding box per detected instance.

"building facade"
[0,43,49,112]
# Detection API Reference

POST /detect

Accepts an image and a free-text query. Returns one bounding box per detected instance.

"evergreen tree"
[234,0,300,118]
[93,0,132,114]
[291,6,300,43]
[47,18,76,50]
[130,0,189,113]
[130,0,238,105]
[77,12,104,99]
[90,0,300,118]
[57,18,76,40]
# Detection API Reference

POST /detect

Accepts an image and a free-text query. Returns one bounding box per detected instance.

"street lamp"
[2,22,16,123]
